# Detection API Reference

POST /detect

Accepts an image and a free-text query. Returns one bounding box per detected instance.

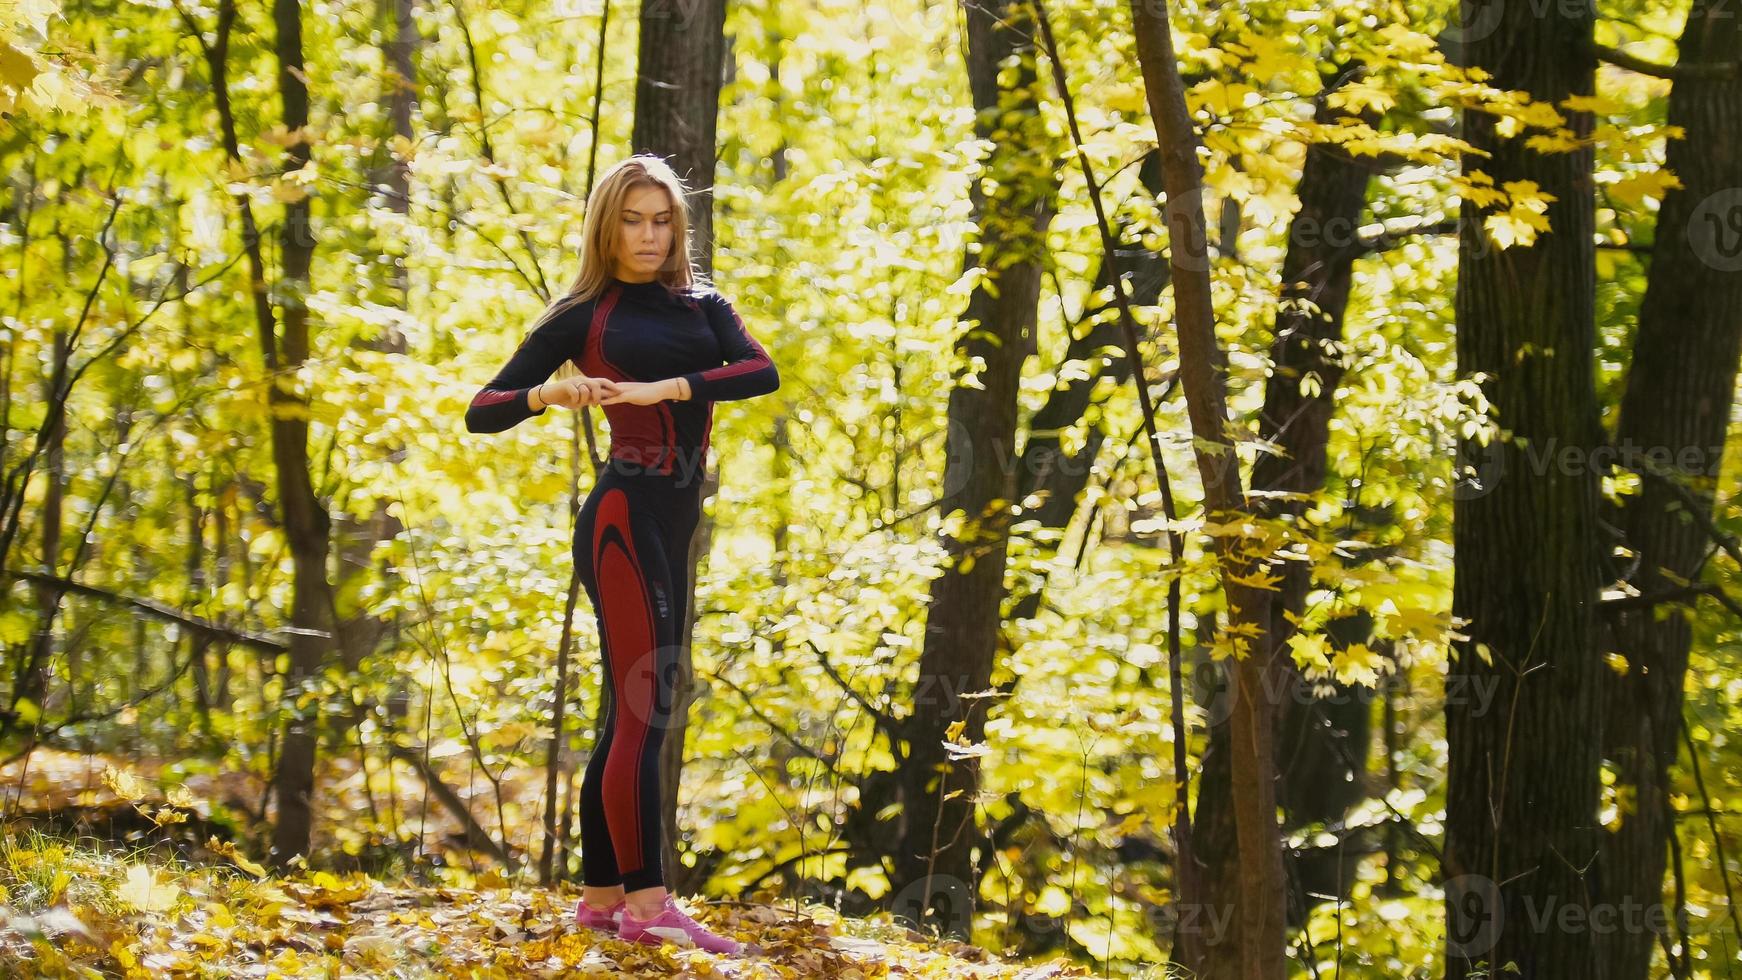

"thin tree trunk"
[1128,1,1286,975]
[15,326,69,725]
[262,0,340,865]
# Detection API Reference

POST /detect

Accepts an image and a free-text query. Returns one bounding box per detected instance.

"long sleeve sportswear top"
[464,276,781,476]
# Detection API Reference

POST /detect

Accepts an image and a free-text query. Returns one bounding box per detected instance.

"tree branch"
[1,567,292,652]
[803,638,907,753]
[1592,42,1737,81]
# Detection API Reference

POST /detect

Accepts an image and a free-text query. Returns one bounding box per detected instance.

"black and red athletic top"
[465,275,780,476]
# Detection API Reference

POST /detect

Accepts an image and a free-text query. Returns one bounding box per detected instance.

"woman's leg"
[618,488,701,918]
[574,483,624,908]
[585,481,685,912]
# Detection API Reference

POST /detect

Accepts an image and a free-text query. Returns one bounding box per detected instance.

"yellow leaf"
[0,41,39,92]
[1326,82,1396,116]
[1559,93,1628,115]
[1226,568,1284,592]
[1513,101,1566,130]
[1607,169,1682,207]
[1485,213,1533,249]
[1501,179,1555,211]
[270,179,310,203]
[208,839,268,877]
[1288,632,1332,672]
[1331,642,1384,687]
[117,864,181,912]
[1524,130,1584,154]
[151,805,188,827]
[103,766,147,802]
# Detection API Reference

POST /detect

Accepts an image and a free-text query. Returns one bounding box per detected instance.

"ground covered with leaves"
[0,832,1096,979]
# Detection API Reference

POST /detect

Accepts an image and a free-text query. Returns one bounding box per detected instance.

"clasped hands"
[535,375,683,409]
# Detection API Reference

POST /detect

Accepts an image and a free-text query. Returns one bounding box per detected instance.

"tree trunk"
[1257,71,1391,943]
[263,0,341,865]
[1128,0,1286,975]
[631,0,730,894]
[1190,78,1383,972]
[1598,7,1742,979]
[1443,0,1604,976]
[329,0,422,808]
[13,327,68,729]
[888,0,1058,939]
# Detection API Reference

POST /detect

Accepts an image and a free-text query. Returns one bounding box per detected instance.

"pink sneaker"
[618,895,745,954]
[574,897,624,932]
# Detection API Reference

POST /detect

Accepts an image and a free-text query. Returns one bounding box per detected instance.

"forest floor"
[0,836,1095,978]
[0,751,1095,978]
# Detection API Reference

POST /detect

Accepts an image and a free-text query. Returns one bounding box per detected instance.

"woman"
[464,155,779,954]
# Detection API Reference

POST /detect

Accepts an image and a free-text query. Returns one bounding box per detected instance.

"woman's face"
[615,184,676,281]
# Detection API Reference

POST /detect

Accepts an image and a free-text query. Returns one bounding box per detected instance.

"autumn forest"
[1,0,1740,976]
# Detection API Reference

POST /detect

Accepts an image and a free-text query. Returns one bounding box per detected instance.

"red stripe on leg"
[592,488,661,874]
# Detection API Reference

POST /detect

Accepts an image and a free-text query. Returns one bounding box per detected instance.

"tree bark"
[1186,78,1382,974]
[631,0,731,895]
[889,0,1058,939]
[263,0,341,866]
[1598,6,1742,978]
[1443,0,1604,976]
[1249,79,1379,912]
[1128,1,1286,975]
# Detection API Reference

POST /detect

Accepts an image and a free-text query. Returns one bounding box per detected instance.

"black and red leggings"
[575,460,703,892]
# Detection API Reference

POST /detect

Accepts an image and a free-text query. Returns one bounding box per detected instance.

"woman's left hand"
[598,380,675,406]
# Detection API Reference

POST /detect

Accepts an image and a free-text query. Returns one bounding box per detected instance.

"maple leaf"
[1226,568,1284,592]
[117,864,181,912]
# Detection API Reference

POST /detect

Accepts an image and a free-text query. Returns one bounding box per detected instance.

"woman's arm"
[679,291,781,402]
[465,301,590,433]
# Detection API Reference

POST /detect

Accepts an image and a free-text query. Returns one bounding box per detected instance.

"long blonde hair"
[522,154,707,378]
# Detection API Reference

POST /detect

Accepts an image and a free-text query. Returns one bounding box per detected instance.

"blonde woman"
[465,154,779,953]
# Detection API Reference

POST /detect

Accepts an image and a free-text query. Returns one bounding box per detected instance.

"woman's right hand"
[540,376,620,409]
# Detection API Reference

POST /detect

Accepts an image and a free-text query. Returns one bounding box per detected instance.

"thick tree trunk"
[631,0,730,894]
[1443,0,1604,976]
[889,0,1057,939]
[1128,1,1286,976]
[1598,8,1742,979]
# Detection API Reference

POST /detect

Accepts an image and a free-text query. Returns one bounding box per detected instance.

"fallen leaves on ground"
[0,836,1093,978]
